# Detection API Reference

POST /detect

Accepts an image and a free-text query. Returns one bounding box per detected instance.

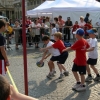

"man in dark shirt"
[64,17,73,42]
[84,13,90,23]
[0,20,10,75]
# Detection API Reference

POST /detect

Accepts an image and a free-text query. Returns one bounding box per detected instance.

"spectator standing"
[54,17,60,32]
[50,23,57,42]
[13,21,21,50]
[72,21,80,40]
[79,16,86,28]
[96,18,100,38]
[58,15,65,32]
[84,21,92,38]
[84,13,90,23]
[64,17,73,42]
[34,19,41,48]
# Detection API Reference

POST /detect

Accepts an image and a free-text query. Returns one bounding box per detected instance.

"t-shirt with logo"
[0,33,5,60]
[52,40,66,53]
[71,38,90,66]
[47,41,60,56]
[87,38,98,59]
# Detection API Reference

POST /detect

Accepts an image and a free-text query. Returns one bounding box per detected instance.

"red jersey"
[71,38,90,66]
[52,40,66,53]
[84,23,92,34]
[72,24,80,32]
[26,20,31,25]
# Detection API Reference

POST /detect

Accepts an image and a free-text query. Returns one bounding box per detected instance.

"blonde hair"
[54,32,62,39]
[80,16,84,20]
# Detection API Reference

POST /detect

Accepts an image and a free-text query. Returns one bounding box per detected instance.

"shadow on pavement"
[28,78,57,98]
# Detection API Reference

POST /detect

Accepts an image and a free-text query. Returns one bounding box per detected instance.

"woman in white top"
[79,16,86,29]
[33,19,41,48]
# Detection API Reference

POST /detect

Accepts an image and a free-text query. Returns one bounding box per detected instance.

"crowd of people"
[4,13,100,49]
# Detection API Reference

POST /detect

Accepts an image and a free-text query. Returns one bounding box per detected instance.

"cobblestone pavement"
[5,42,100,100]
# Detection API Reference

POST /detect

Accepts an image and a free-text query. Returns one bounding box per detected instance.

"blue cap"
[87,29,95,34]
[73,28,84,36]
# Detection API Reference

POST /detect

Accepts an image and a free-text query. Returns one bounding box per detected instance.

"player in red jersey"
[63,28,90,91]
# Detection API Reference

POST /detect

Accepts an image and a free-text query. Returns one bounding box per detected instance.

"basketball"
[36,61,44,67]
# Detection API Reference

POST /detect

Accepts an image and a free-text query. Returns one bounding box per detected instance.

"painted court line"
[7,67,19,92]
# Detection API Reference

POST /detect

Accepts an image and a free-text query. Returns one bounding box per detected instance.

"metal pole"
[22,0,28,95]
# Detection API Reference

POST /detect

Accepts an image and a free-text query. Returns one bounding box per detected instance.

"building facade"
[0,0,14,19]
[13,0,54,19]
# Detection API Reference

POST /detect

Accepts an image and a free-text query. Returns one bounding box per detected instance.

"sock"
[50,72,52,75]
[52,68,55,72]
[88,74,92,77]
[60,72,63,74]
[77,82,81,84]
[97,74,100,77]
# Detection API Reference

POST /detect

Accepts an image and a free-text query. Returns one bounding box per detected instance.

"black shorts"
[87,58,97,65]
[72,63,86,75]
[50,56,60,62]
[57,51,68,64]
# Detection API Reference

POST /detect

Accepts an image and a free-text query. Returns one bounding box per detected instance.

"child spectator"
[84,21,92,39]
[63,28,90,91]
[0,20,10,75]
[50,23,57,42]
[72,21,80,40]
[0,75,38,100]
[85,28,100,82]
[41,32,69,79]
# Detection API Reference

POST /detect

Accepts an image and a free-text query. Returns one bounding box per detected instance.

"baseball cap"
[73,28,85,36]
[87,28,98,35]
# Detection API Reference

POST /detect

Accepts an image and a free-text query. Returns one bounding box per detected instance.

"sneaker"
[85,76,93,82]
[47,73,53,79]
[75,85,86,92]
[58,74,64,79]
[94,76,100,81]
[63,71,69,76]
[53,71,56,74]
[72,83,81,90]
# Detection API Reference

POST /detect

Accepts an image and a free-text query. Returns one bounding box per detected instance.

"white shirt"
[47,41,60,56]
[34,23,41,35]
[51,28,57,40]
[87,38,98,59]
[79,21,86,27]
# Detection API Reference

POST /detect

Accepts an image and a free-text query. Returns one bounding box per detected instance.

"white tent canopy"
[27,1,54,15]
[27,0,100,26]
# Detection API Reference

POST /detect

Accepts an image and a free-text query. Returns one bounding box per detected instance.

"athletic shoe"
[63,71,69,76]
[58,74,64,79]
[53,71,56,74]
[47,73,53,79]
[72,83,81,90]
[85,76,93,82]
[75,85,86,92]
[94,76,100,81]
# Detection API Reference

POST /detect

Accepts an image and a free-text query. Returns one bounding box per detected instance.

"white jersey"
[51,28,57,40]
[87,38,98,59]
[47,41,60,56]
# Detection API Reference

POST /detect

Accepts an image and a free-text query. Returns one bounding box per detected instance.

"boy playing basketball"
[0,20,10,75]
[63,28,90,91]
[40,35,69,79]
[85,28,100,81]
[40,32,69,79]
